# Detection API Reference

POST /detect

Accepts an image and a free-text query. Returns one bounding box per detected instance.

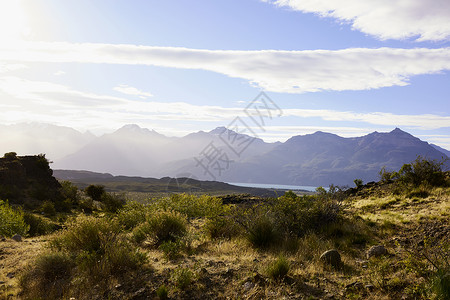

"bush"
[171,267,194,290]
[394,156,448,187]
[272,193,341,237]
[117,201,147,230]
[205,215,239,240]
[156,285,168,299]
[41,200,56,217]
[146,211,187,246]
[247,215,279,249]
[3,152,17,160]
[154,193,224,218]
[266,255,290,280]
[403,239,450,299]
[20,252,74,299]
[159,240,184,260]
[23,213,59,236]
[0,200,29,237]
[85,184,105,201]
[78,196,94,213]
[51,216,120,254]
[100,192,125,213]
[354,178,363,188]
[60,180,79,204]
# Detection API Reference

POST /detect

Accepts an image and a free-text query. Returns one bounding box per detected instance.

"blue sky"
[0,0,449,148]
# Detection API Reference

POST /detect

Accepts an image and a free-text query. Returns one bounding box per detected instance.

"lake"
[228,182,318,192]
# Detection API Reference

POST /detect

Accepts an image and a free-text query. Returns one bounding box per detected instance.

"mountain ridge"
[1,123,448,186]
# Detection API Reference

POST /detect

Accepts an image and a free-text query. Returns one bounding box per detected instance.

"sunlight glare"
[0,0,29,41]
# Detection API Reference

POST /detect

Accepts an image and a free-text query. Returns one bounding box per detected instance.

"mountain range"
[1,123,448,186]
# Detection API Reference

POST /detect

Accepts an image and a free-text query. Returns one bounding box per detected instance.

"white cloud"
[113,84,153,98]
[54,70,66,76]
[283,109,450,130]
[1,41,450,93]
[0,63,27,73]
[0,77,448,133]
[268,0,450,41]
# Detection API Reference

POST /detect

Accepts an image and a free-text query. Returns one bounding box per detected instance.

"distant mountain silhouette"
[0,123,95,160]
[430,143,450,158]
[1,123,448,186]
[216,128,448,186]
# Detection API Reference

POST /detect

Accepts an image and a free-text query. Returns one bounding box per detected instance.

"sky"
[0,0,449,149]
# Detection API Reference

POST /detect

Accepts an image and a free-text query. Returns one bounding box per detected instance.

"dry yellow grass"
[0,236,47,299]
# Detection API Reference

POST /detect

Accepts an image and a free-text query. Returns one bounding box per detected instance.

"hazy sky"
[0,0,449,148]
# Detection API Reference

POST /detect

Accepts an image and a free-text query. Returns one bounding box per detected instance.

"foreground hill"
[1,157,448,299]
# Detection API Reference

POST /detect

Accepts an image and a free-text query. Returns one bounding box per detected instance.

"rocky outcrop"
[0,153,63,206]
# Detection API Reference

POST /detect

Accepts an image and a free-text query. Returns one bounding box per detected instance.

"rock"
[320,249,341,267]
[365,284,375,291]
[367,245,388,259]
[11,234,22,242]
[243,281,254,291]
[345,281,363,290]
[6,272,14,279]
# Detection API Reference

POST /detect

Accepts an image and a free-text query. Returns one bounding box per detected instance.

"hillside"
[0,157,448,299]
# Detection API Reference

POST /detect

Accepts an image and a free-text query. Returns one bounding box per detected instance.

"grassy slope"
[1,183,449,299]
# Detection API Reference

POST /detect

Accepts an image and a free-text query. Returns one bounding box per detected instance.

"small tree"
[85,185,105,201]
[354,178,363,188]
[3,152,17,160]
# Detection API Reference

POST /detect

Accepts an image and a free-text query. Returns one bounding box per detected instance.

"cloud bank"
[0,76,448,132]
[1,42,450,93]
[268,0,450,41]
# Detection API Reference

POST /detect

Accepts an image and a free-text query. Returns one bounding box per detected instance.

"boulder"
[320,249,341,267]
[11,234,22,242]
[367,245,388,259]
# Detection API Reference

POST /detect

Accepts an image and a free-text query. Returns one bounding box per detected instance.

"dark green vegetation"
[0,154,449,299]
[53,169,305,197]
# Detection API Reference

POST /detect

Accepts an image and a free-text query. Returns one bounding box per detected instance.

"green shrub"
[85,184,105,201]
[159,240,184,260]
[156,285,168,299]
[3,152,17,160]
[0,200,29,237]
[154,193,224,218]
[205,215,239,240]
[272,193,341,237]
[117,201,147,230]
[51,216,120,254]
[20,252,74,299]
[354,178,363,188]
[379,166,395,183]
[393,156,448,188]
[171,267,194,290]
[100,192,125,213]
[78,197,94,213]
[23,213,59,236]
[146,211,187,246]
[51,216,146,280]
[132,222,152,244]
[60,180,79,204]
[247,215,279,249]
[266,255,290,280]
[41,200,56,217]
[403,239,450,299]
